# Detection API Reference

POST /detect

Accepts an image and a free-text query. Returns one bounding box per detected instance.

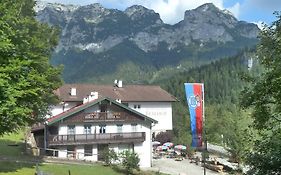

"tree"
[0,0,62,135]
[155,130,174,144]
[120,150,140,175]
[241,12,281,174]
[246,129,281,174]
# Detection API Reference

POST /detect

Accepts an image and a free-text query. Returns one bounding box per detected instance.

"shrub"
[120,150,140,174]
[103,148,118,166]
[155,131,173,144]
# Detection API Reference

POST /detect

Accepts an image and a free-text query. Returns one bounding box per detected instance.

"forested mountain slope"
[157,51,260,145]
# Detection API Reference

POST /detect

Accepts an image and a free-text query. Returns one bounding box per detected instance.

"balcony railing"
[83,112,134,121]
[48,132,145,146]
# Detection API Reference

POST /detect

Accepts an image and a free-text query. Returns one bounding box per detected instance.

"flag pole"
[202,83,207,175]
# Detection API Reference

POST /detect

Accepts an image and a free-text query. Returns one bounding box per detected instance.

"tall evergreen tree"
[0,0,62,135]
[241,12,281,174]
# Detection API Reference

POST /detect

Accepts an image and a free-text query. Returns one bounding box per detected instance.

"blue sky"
[43,0,281,27]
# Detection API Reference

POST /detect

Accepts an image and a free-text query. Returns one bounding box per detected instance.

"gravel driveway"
[145,158,225,175]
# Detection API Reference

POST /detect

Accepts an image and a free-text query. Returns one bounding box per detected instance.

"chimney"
[118,80,122,88]
[70,87,76,96]
[83,97,89,104]
[83,92,98,104]
[89,91,99,101]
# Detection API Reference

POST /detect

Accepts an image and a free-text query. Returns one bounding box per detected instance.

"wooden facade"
[32,98,155,149]
[63,111,143,124]
[48,132,145,146]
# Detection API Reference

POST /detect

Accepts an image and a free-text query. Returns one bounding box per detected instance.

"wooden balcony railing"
[82,112,136,122]
[48,132,145,146]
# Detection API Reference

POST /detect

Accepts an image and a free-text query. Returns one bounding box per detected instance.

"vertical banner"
[184,83,204,147]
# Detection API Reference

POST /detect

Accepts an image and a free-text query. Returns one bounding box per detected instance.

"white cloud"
[253,21,266,29]
[226,2,240,18]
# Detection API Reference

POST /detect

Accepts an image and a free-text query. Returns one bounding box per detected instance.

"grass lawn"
[0,130,26,157]
[0,131,121,175]
[0,161,122,175]
[0,130,163,175]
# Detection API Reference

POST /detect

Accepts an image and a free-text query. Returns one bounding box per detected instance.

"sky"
[43,0,281,28]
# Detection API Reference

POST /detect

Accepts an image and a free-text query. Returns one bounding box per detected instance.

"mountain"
[156,50,261,145]
[35,2,259,83]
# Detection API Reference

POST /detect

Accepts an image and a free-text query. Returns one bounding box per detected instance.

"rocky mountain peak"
[36,2,259,83]
[82,3,105,11]
[74,3,112,18]
[35,1,79,13]
[196,3,219,12]
[36,2,258,53]
[183,3,238,29]
[125,5,156,18]
[125,5,163,25]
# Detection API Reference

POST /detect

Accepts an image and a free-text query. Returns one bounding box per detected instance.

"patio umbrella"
[156,145,168,151]
[174,145,187,150]
[152,141,161,146]
[163,142,174,148]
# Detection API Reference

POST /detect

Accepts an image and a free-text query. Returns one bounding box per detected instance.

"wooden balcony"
[83,112,134,121]
[48,132,145,146]
[64,112,143,123]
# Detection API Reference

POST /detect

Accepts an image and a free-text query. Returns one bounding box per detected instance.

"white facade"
[49,101,173,133]
[128,102,173,132]
[56,123,152,167]
[47,95,173,168]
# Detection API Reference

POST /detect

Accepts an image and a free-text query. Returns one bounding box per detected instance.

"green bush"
[103,148,118,166]
[120,150,140,175]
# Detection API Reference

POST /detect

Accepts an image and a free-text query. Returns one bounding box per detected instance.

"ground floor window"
[67,145,75,158]
[84,145,93,157]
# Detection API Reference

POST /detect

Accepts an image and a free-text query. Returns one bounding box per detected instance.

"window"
[84,125,91,134]
[131,124,137,132]
[67,125,75,135]
[99,125,106,133]
[117,124,123,133]
[100,104,107,112]
[84,145,93,157]
[67,146,75,158]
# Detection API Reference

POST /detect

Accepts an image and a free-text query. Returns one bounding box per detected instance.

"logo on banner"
[188,95,201,108]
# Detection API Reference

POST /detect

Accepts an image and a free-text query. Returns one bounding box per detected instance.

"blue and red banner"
[184,83,204,147]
